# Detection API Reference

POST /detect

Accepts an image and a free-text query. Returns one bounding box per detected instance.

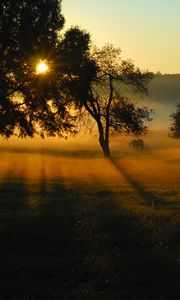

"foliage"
[109,96,152,135]
[0,0,76,138]
[169,104,180,138]
[59,39,153,156]
[0,1,153,154]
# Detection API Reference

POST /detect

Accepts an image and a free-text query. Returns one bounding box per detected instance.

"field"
[0,132,179,299]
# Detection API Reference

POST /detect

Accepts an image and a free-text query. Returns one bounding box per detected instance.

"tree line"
[0,0,179,157]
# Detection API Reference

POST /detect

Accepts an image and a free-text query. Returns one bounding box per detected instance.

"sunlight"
[36,60,49,74]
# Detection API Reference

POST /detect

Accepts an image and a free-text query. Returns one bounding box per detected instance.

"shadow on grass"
[0,170,179,299]
[110,158,172,209]
[0,147,104,159]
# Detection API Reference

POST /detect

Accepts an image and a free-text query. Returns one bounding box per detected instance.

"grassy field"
[0,132,179,299]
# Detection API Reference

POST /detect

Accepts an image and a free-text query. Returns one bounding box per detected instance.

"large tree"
[0,2,153,155]
[0,0,76,138]
[58,33,153,157]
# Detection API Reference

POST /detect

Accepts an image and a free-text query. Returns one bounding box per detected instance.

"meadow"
[0,132,179,299]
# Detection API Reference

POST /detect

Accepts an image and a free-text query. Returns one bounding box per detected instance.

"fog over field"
[1,130,180,183]
[1,131,180,222]
[0,131,180,298]
[118,73,180,129]
[147,74,180,128]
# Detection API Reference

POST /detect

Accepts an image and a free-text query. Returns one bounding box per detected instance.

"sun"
[36,60,49,74]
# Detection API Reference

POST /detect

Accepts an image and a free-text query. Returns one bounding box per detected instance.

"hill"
[150,73,180,103]
[118,74,180,129]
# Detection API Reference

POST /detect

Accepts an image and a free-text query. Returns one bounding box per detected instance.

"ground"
[0,132,179,299]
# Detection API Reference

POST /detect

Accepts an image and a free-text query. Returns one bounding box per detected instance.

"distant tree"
[0,0,76,138]
[59,36,153,157]
[169,104,180,138]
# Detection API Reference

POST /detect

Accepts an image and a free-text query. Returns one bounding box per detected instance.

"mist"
[0,129,180,184]
[115,73,180,130]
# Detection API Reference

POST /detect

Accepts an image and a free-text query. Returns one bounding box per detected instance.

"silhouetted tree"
[0,0,77,138]
[0,1,153,154]
[59,37,153,157]
[169,104,180,138]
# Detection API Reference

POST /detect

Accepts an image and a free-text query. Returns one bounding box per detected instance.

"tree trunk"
[102,139,111,157]
[98,129,111,157]
[97,118,111,157]
[99,75,113,158]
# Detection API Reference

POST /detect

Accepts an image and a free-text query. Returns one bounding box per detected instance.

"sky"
[62,0,180,74]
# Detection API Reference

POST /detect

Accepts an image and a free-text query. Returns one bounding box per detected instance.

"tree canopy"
[0,0,76,138]
[0,1,153,157]
[59,39,153,156]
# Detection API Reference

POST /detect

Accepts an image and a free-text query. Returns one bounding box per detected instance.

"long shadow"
[0,152,179,298]
[0,163,28,213]
[110,158,170,209]
[0,170,179,299]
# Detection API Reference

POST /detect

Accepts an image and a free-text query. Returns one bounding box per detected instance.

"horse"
[129,138,144,151]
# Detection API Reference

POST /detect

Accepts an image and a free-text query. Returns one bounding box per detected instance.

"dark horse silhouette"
[129,139,144,151]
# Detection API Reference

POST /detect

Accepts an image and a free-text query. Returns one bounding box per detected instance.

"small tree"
[169,104,180,138]
[59,37,153,157]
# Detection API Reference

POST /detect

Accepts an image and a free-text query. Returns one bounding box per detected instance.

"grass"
[0,134,179,299]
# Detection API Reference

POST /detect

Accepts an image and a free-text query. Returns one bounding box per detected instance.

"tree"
[169,104,180,138]
[0,2,153,155]
[58,35,153,157]
[0,0,76,138]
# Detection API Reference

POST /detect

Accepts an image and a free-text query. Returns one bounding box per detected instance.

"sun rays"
[36,60,49,74]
